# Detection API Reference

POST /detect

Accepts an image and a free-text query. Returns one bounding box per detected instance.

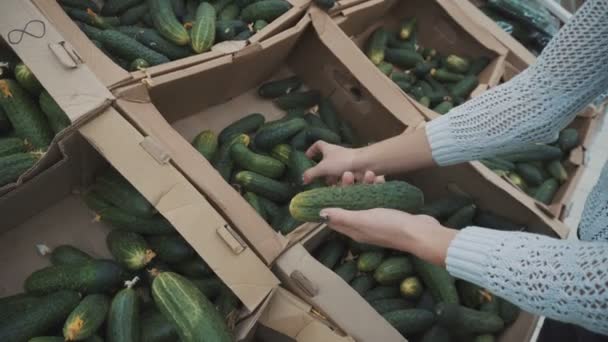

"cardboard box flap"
[275,244,406,342]
[0,0,113,123]
[260,288,354,342]
[310,8,424,128]
[79,108,279,311]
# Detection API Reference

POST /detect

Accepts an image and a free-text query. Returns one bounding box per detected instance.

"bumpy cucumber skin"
[374,256,415,285]
[350,274,376,296]
[14,63,42,95]
[366,28,389,65]
[382,309,435,335]
[102,0,144,16]
[117,26,192,60]
[51,245,93,266]
[234,170,294,202]
[435,302,504,334]
[97,30,170,66]
[412,257,459,304]
[219,113,265,144]
[149,0,191,45]
[231,143,285,178]
[192,130,218,160]
[243,191,268,221]
[334,260,357,283]
[140,309,179,342]
[213,134,250,181]
[0,137,26,157]
[191,2,216,53]
[0,153,38,187]
[107,287,140,342]
[107,230,155,271]
[240,0,292,22]
[119,3,149,25]
[258,76,302,98]
[63,294,110,341]
[315,239,346,270]
[147,234,194,264]
[534,178,559,204]
[254,117,307,150]
[39,90,70,134]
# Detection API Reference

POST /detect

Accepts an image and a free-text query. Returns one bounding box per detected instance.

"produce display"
[311,192,523,341]
[190,75,365,234]
[60,0,293,71]
[363,18,491,115]
[0,169,239,341]
[0,46,71,187]
[479,127,580,205]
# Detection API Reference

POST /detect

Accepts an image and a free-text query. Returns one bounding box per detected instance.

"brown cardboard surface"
[113,14,424,263]
[31,0,309,89]
[79,107,279,312]
[327,0,508,120]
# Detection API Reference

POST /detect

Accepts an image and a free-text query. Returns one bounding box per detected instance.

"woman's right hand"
[302,141,360,185]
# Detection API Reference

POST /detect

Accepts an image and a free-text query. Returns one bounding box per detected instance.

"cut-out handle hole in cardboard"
[331,68,364,103]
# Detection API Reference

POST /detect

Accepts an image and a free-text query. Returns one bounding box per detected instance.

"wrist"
[405,218,458,266]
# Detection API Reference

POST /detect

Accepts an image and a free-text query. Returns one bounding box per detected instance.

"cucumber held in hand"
[289,181,424,222]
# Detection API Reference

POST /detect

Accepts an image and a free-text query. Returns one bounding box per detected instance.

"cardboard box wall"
[329,0,509,121]
[0,107,280,339]
[30,0,310,90]
[111,13,426,265]
[0,0,113,196]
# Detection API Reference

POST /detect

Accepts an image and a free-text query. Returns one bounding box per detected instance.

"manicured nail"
[319,211,329,222]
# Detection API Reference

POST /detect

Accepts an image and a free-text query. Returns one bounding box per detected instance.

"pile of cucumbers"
[191,75,364,234]
[60,0,293,71]
[0,169,237,342]
[480,127,580,205]
[313,193,523,342]
[364,18,491,114]
[0,47,71,188]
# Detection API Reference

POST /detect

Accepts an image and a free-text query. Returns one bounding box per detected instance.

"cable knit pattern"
[447,227,608,335]
[579,162,608,242]
[427,0,608,165]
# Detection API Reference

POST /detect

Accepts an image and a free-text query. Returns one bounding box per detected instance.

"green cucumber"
[93,170,155,218]
[431,68,465,83]
[234,170,293,202]
[107,230,156,271]
[39,91,71,133]
[243,191,268,220]
[558,128,579,152]
[334,260,358,283]
[399,18,417,40]
[289,181,424,222]
[421,325,450,342]
[191,2,216,53]
[119,3,149,25]
[258,196,281,223]
[63,294,110,341]
[102,0,144,16]
[129,58,150,71]
[149,0,190,45]
[412,257,459,304]
[259,76,303,98]
[371,299,413,314]
[445,55,471,74]
[270,144,291,164]
[547,160,568,183]
[377,61,393,75]
[467,56,491,76]
[50,245,93,266]
[382,309,435,335]
[287,150,322,191]
[231,143,285,178]
[0,137,26,157]
[435,303,504,334]
[254,117,307,150]
[374,256,414,285]
[140,309,178,342]
[219,3,240,20]
[419,194,473,219]
[366,27,389,65]
[357,250,386,272]
[189,277,224,299]
[318,98,341,134]
[147,234,194,264]
[313,0,335,9]
[97,30,170,66]
[534,178,559,204]
[433,101,454,115]
[28,337,64,342]
[240,0,291,22]
[498,144,563,162]
[172,0,187,17]
[480,158,516,172]
[339,121,358,146]
[474,334,495,342]
[516,163,545,186]
[303,113,328,129]
[456,280,487,309]
[450,75,479,98]
[192,129,218,160]
[213,133,250,181]
[173,258,213,278]
[65,8,120,29]
[116,26,192,60]
[350,274,376,296]
[215,287,240,320]
[0,106,11,133]
[59,0,101,12]
[315,239,346,270]
[275,209,302,234]
[444,204,476,229]
[364,286,401,302]
[107,286,140,342]
[275,90,321,110]
[215,20,248,41]
[400,276,424,300]
[14,63,42,95]
[385,48,424,68]
[387,34,416,50]
[0,153,39,186]
[219,113,265,144]
[474,210,522,231]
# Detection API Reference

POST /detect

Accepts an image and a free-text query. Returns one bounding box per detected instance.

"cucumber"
[231,143,285,178]
[275,90,321,110]
[364,286,401,302]
[152,272,232,342]
[474,211,522,231]
[254,19,268,31]
[149,0,190,45]
[349,241,383,254]
[172,0,187,17]
[498,144,562,162]
[116,26,192,60]
[0,294,40,321]
[467,56,491,76]
[480,158,516,172]
[0,291,80,342]
[29,337,64,342]
[147,234,194,263]
[371,299,413,314]
[387,34,416,50]
[534,178,559,204]
[272,206,302,234]
[420,325,451,342]
[107,287,140,342]
[399,18,417,40]
[480,297,500,315]
[334,260,358,283]
[192,129,218,160]
[366,27,388,65]
[119,3,149,25]
[303,113,328,129]
[499,298,520,325]
[515,163,545,186]
[474,335,495,342]
[271,144,291,164]
[63,294,110,341]
[416,291,435,311]
[107,230,156,271]
[313,0,335,9]
[377,61,393,76]
[456,280,487,309]
[289,181,424,222]
[254,117,307,150]
[243,191,268,220]
[413,61,433,78]
[0,107,11,133]
[374,256,414,285]
[0,137,26,157]
[59,0,101,12]
[219,113,265,143]
[287,150,322,191]
[98,30,170,66]
[219,3,240,20]
[0,79,53,149]
[431,68,465,83]
[258,196,281,223]
[412,257,459,304]
[419,194,473,219]
[400,276,424,300]
[93,170,155,218]
[234,171,293,202]
[129,58,150,71]
[213,133,250,181]
[65,8,120,29]
[435,303,504,334]
[450,75,479,98]
[102,0,143,16]
[318,98,341,134]
[385,48,424,68]
[357,250,386,272]
[215,287,240,319]
[382,309,435,335]
[240,0,291,22]
[339,121,358,146]
[546,160,568,183]
[258,76,302,99]
[444,204,476,229]
[213,0,233,13]
[191,2,216,53]
[188,277,223,300]
[50,245,93,265]
[558,128,579,152]
[215,20,248,40]
[315,239,346,269]
[290,129,313,151]
[445,55,471,74]
[433,101,454,115]
[140,309,178,342]
[350,274,376,296]
[173,257,213,278]
[0,153,39,187]
[302,127,342,148]
[14,63,42,95]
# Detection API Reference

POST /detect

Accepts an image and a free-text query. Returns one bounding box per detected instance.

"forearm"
[353,128,435,175]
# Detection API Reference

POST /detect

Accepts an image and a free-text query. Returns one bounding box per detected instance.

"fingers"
[340,172,355,186]
[305,141,327,159]
[375,175,386,184]
[303,162,328,185]
[320,208,358,230]
[363,170,376,184]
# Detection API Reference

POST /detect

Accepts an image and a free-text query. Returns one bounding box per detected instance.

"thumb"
[302,163,326,185]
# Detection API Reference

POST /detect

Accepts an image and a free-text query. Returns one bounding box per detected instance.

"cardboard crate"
[110,14,426,264]
[274,165,569,342]
[328,0,509,120]
[29,0,310,90]
[0,107,279,340]
[0,1,113,196]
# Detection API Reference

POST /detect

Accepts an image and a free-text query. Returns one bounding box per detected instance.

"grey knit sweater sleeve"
[426,0,608,165]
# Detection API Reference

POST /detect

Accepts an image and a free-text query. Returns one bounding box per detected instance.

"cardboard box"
[31,0,310,90]
[328,0,509,120]
[0,0,113,196]
[274,162,568,342]
[111,13,426,264]
[0,107,279,339]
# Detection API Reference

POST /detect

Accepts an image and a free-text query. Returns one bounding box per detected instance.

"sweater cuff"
[426,115,464,166]
[446,227,505,285]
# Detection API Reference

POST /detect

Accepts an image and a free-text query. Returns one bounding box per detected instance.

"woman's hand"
[303,141,361,185]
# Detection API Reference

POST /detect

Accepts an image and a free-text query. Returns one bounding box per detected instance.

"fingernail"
[319,211,329,222]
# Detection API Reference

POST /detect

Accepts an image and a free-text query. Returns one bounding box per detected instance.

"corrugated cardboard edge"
[78,107,279,313]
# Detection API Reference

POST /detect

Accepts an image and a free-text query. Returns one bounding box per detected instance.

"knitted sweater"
[426,0,608,335]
